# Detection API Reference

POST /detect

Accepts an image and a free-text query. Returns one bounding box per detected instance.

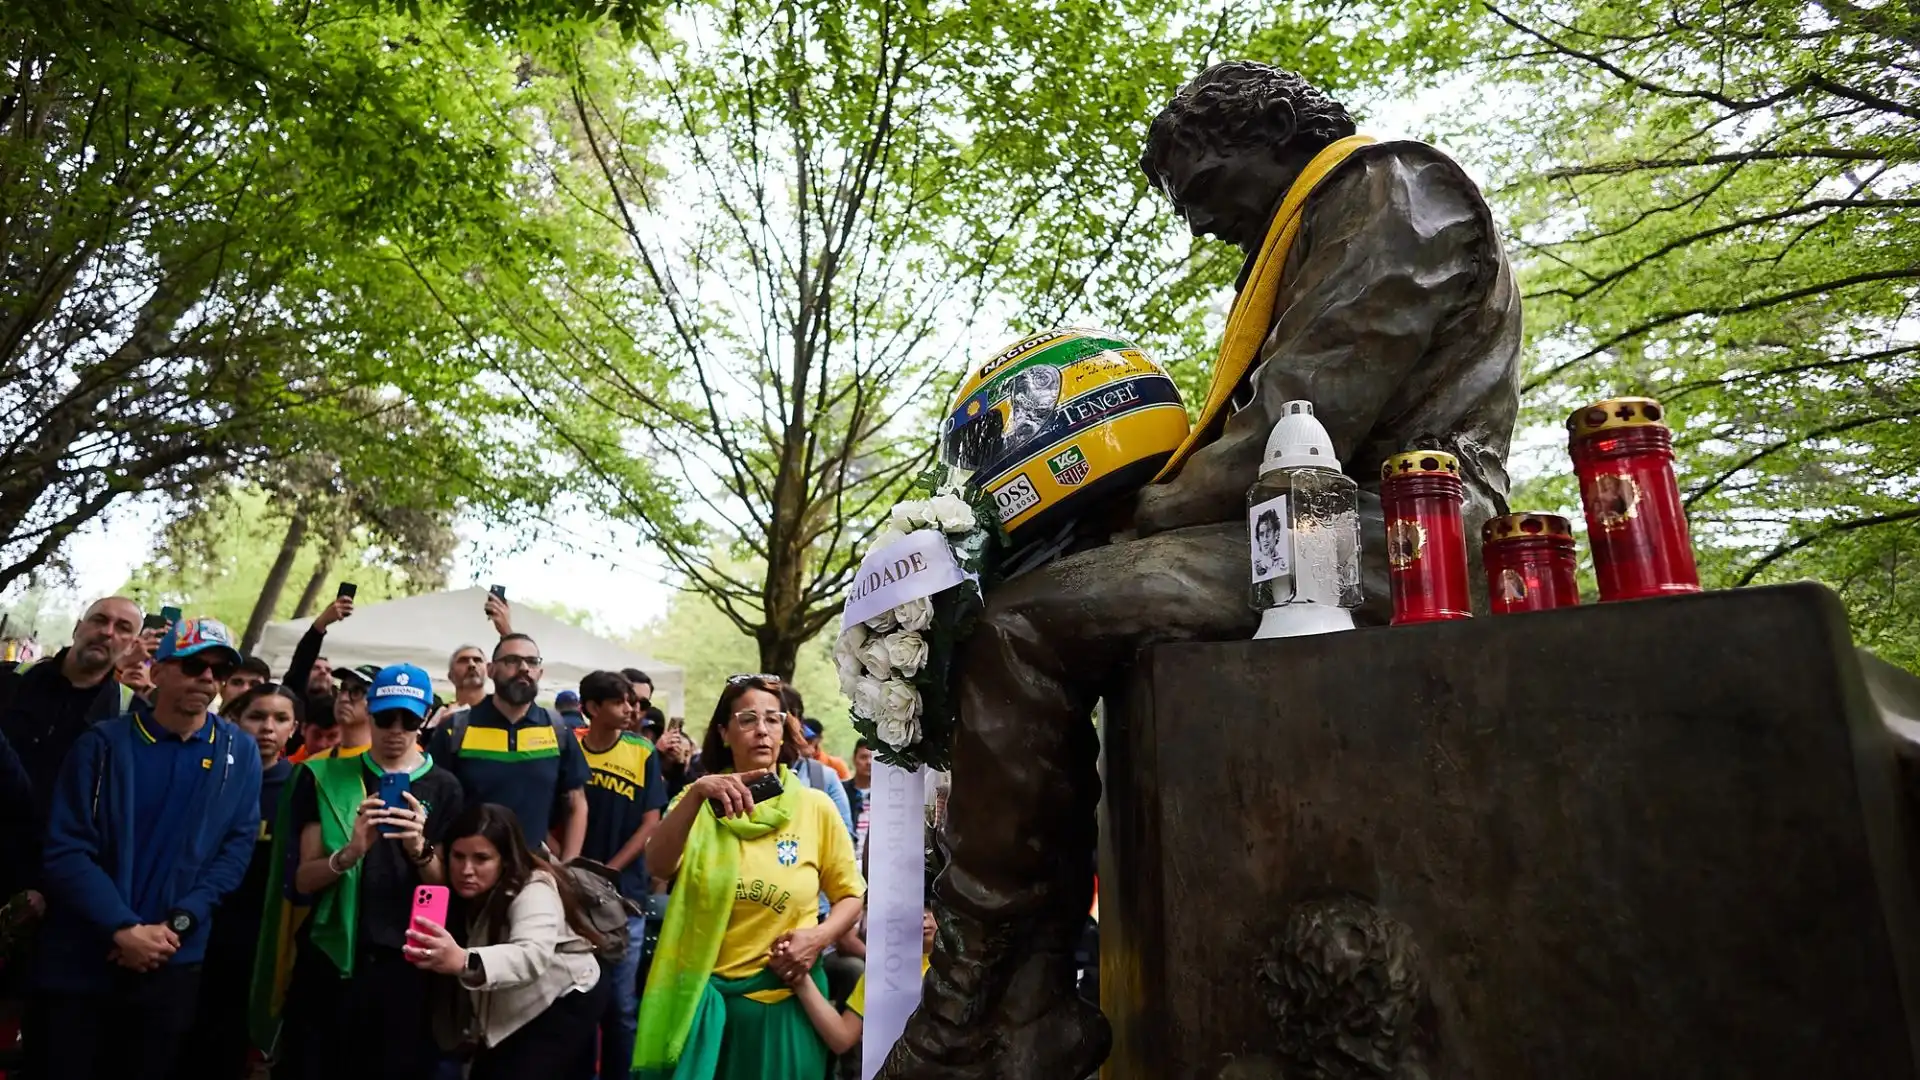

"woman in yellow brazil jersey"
[633,674,866,1080]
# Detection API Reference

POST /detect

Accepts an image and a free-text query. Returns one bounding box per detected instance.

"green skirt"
[635,965,832,1080]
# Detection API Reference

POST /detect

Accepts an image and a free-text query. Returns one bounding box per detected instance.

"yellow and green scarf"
[634,765,799,1079]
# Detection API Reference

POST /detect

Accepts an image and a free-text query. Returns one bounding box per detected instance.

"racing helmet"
[942,327,1189,545]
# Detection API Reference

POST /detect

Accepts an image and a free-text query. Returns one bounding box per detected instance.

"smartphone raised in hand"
[410,885,450,950]
[160,605,182,625]
[337,582,357,599]
[710,771,783,817]
[141,614,167,631]
[376,771,411,836]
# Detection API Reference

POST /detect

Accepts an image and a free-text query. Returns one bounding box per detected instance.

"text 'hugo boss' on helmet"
[941,327,1189,545]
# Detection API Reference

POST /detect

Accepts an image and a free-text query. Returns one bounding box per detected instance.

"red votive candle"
[1481,512,1580,615]
[1381,450,1472,624]
[1567,396,1701,601]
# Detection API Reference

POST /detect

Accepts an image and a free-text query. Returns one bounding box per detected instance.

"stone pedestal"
[1098,583,1920,1079]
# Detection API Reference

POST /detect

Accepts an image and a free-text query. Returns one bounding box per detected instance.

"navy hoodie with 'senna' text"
[36,709,262,992]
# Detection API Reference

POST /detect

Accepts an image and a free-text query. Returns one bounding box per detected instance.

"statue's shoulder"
[1311,139,1498,232]
[1337,139,1482,191]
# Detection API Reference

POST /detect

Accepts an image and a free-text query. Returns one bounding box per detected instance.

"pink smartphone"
[411,884,450,942]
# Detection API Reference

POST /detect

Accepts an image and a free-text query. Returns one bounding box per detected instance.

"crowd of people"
[0,594,905,1080]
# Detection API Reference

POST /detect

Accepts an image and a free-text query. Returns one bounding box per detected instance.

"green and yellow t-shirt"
[847,955,931,1017]
[709,786,865,979]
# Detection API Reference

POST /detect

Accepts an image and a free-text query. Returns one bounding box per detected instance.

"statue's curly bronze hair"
[1139,62,1357,193]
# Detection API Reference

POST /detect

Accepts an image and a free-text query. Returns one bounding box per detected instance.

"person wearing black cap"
[309,663,381,760]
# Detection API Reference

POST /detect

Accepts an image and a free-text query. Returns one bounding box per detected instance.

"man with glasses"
[427,633,591,859]
[26,617,262,1080]
[298,663,380,762]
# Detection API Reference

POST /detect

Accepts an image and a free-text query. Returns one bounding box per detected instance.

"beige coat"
[459,870,602,1047]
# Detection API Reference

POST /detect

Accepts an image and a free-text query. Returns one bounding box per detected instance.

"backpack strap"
[445,708,472,756]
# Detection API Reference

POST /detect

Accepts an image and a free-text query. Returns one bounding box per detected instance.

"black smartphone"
[488,584,506,601]
[141,613,167,631]
[159,605,181,624]
[338,582,357,599]
[710,772,783,817]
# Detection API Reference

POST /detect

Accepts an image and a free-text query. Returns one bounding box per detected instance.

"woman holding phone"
[260,663,463,1080]
[631,674,865,1080]
[403,803,607,1079]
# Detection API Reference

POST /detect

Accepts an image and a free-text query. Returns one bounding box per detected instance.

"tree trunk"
[243,511,308,654]
[757,625,801,683]
[291,524,347,618]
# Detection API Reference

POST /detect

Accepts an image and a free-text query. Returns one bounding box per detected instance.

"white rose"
[852,676,887,721]
[876,679,923,747]
[833,626,868,696]
[857,633,895,679]
[883,630,930,677]
[893,596,934,632]
[928,491,976,534]
[864,606,898,632]
[890,500,932,532]
[871,524,910,550]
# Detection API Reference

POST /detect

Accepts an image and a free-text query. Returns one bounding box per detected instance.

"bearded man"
[426,632,591,860]
[882,61,1521,1079]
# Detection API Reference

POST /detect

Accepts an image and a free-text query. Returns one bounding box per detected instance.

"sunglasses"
[177,656,238,681]
[372,710,424,732]
[338,683,368,701]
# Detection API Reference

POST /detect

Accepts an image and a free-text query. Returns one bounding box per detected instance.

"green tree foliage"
[1468,0,1919,669]
[0,0,674,596]
[524,0,1480,677]
[121,486,422,635]
[629,570,857,758]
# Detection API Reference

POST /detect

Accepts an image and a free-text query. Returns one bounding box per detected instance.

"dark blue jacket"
[37,710,261,991]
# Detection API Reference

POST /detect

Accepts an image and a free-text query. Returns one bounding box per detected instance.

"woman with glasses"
[633,674,865,1080]
[261,663,466,1080]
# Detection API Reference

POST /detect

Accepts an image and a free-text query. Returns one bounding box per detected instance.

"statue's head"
[1140,62,1357,252]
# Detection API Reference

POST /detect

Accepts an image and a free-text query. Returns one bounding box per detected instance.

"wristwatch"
[410,841,436,866]
[165,909,195,936]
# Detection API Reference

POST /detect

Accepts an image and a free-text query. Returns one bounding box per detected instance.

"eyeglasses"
[177,656,238,681]
[339,683,368,701]
[726,673,781,687]
[494,655,543,671]
[372,710,424,732]
[730,710,789,728]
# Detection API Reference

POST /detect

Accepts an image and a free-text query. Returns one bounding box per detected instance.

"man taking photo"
[26,617,262,1080]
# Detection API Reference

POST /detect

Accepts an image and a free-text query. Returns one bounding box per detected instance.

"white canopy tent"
[255,587,684,718]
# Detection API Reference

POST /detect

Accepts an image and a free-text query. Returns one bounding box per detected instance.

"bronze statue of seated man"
[881,60,1522,1080]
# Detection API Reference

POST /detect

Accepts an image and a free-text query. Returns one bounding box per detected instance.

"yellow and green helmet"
[941,327,1189,544]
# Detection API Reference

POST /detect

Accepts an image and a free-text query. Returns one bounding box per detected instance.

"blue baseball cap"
[368,663,432,718]
[155,617,241,665]
[801,720,822,741]
[555,690,581,711]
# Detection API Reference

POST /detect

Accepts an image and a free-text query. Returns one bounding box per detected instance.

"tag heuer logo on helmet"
[1047,446,1090,486]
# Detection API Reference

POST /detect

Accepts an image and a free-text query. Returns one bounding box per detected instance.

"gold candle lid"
[1380,450,1460,482]
[1566,397,1669,439]
[1482,512,1574,544]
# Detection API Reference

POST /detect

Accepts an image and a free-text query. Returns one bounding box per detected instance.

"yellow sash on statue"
[1153,134,1377,481]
